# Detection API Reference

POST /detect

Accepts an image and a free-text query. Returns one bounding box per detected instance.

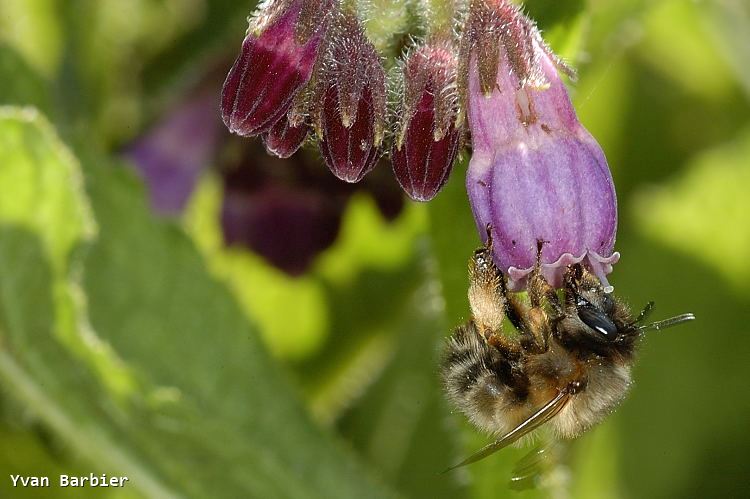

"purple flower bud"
[464,1,619,291]
[392,44,461,202]
[262,112,309,158]
[221,0,333,136]
[312,11,386,183]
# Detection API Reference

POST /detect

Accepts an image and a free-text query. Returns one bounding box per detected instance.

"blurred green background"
[0,0,748,498]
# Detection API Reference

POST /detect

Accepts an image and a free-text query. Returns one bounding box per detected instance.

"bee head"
[555,264,696,359]
[554,265,639,358]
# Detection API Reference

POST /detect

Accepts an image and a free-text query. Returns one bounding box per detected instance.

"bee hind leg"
[468,225,522,356]
[497,267,528,334]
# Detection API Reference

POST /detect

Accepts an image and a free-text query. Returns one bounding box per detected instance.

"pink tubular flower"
[392,43,461,202]
[221,0,334,136]
[463,0,619,291]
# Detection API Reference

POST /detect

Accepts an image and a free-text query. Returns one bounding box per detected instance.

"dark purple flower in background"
[392,42,461,201]
[221,166,342,276]
[126,81,402,277]
[311,10,387,183]
[126,91,221,216]
[221,0,335,137]
[463,0,619,291]
[220,145,404,275]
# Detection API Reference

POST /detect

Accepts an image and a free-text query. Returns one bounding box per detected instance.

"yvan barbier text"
[10,474,129,488]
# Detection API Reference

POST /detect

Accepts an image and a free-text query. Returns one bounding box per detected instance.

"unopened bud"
[312,11,387,183]
[263,112,309,158]
[392,43,460,201]
[221,0,334,136]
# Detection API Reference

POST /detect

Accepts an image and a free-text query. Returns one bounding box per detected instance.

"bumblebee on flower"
[218,0,695,477]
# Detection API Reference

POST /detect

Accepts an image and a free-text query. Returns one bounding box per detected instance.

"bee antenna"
[634,301,655,324]
[639,313,695,332]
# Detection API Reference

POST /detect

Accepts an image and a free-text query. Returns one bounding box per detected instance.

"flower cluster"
[222,0,457,201]
[221,0,620,290]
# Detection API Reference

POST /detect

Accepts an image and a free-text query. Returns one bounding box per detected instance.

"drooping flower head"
[221,0,335,137]
[461,0,619,291]
[221,161,343,276]
[392,41,461,202]
[218,1,620,287]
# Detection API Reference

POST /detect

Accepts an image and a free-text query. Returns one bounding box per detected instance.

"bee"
[441,228,694,471]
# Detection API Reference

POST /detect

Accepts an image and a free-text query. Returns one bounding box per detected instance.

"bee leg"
[528,240,562,312]
[468,227,507,339]
[562,264,585,310]
[523,240,561,352]
[499,275,528,333]
[520,305,551,353]
[487,329,523,359]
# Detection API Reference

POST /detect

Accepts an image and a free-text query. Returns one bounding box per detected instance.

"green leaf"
[633,126,750,294]
[0,0,63,77]
[0,107,94,272]
[707,0,750,98]
[0,107,397,498]
[140,0,259,109]
[183,175,330,361]
[0,43,53,118]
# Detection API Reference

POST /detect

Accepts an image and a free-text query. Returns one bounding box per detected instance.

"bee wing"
[509,439,566,490]
[443,390,571,473]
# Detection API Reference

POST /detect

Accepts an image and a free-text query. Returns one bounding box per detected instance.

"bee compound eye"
[577,304,618,340]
